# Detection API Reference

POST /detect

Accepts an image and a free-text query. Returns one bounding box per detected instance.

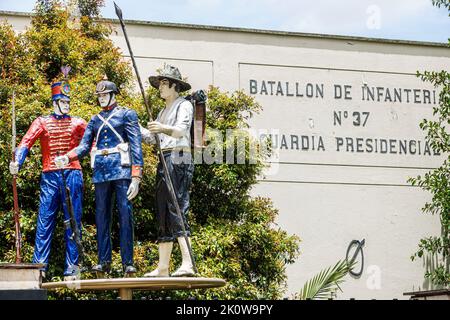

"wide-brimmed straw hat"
[149,64,191,92]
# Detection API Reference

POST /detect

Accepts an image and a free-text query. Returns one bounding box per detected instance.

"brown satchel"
[185,90,207,150]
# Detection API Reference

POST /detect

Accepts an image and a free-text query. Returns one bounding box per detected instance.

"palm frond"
[296,259,355,300]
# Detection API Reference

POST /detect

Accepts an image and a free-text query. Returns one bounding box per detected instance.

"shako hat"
[51,66,71,101]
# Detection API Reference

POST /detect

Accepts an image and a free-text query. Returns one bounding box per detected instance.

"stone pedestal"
[0,263,45,289]
[404,289,450,300]
[0,263,47,300]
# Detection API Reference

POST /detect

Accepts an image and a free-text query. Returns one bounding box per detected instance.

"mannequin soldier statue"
[9,68,87,281]
[55,80,143,277]
[141,64,195,277]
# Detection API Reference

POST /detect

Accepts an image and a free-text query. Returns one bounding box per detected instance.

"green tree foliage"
[408,2,449,288]
[0,1,300,299]
[431,0,450,11]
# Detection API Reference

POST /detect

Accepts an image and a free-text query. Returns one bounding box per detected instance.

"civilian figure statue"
[141,65,195,277]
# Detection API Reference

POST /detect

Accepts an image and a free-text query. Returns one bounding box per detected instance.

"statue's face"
[159,78,177,100]
[98,92,116,108]
[54,98,70,115]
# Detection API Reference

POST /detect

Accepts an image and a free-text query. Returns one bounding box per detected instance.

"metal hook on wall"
[346,239,365,278]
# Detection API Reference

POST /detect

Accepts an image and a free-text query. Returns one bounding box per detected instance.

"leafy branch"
[295,260,355,300]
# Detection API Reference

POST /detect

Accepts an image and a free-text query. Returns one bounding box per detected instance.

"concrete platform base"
[0,263,45,290]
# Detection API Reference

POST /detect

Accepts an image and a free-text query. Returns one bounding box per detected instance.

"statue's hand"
[148,121,166,134]
[54,155,69,169]
[127,177,141,201]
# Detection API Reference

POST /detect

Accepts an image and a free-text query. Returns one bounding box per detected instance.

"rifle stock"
[63,181,85,261]
[58,150,86,269]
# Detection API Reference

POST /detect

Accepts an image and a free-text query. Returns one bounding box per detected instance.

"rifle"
[59,153,86,271]
[114,2,198,274]
[11,91,22,264]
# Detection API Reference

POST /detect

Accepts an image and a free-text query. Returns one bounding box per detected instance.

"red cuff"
[132,165,143,178]
[67,149,78,162]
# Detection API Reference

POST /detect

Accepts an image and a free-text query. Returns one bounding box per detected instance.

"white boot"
[171,237,195,277]
[144,242,173,277]
[64,274,80,282]
[64,266,81,282]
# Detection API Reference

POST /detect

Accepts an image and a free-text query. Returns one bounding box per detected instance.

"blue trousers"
[32,170,83,276]
[95,179,134,266]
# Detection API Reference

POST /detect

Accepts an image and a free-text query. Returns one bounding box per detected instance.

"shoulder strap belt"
[96,109,125,144]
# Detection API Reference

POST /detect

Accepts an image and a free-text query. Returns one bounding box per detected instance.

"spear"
[114,2,198,274]
[11,91,22,264]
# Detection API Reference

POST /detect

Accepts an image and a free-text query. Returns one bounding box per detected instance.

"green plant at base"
[295,260,355,300]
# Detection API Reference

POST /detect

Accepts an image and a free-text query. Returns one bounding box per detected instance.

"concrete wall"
[2,11,449,299]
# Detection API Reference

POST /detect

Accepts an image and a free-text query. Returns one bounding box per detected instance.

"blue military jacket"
[70,104,143,184]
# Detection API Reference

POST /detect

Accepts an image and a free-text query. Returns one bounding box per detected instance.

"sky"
[0,0,449,43]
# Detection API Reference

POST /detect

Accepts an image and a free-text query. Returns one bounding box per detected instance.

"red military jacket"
[15,114,87,172]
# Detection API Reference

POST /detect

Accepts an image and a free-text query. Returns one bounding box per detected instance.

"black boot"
[92,263,111,274]
[124,265,137,277]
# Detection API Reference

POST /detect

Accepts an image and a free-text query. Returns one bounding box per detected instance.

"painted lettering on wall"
[249,78,440,158]
[249,80,437,104]
[259,134,440,156]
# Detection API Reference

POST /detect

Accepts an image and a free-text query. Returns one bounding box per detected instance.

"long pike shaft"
[114,2,197,273]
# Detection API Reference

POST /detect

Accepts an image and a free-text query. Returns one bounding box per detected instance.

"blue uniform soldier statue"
[55,80,143,276]
[141,65,195,277]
